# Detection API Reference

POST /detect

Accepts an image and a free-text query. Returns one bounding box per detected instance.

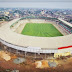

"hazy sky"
[0,2,72,9]
[0,0,72,2]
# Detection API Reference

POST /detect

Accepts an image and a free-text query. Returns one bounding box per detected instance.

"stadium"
[0,16,72,58]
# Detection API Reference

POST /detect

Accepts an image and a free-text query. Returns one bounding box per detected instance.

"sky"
[0,0,72,2]
[0,2,72,9]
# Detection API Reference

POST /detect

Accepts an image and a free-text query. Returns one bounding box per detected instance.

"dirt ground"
[0,52,72,72]
[0,51,72,72]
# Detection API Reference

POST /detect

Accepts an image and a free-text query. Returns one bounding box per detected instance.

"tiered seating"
[59,22,72,34]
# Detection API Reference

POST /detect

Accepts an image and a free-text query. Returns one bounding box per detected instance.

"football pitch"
[21,23,63,37]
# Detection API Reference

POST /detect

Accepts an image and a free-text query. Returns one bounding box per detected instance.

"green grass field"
[21,23,63,37]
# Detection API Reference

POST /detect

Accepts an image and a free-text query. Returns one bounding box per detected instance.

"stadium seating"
[59,22,72,34]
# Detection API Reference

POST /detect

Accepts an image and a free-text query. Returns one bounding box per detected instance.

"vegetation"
[21,23,63,37]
